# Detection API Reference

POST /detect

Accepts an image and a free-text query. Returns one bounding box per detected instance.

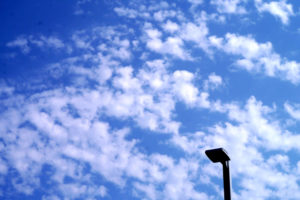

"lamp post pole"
[205,148,231,200]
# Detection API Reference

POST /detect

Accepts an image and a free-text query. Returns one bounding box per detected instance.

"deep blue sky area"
[2,0,300,199]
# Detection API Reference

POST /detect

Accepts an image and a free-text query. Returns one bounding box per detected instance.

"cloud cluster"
[7,35,66,54]
[173,96,300,199]
[210,33,300,84]
[211,0,247,14]
[0,61,211,199]
[3,0,300,199]
[255,0,294,25]
[2,18,218,198]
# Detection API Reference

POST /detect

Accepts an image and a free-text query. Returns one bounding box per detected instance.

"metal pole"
[205,148,232,200]
[222,160,231,200]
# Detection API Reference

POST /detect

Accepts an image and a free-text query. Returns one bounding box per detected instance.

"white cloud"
[7,35,66,54]
[255,0,294,25]
[113,6,212,58]
[31,36,65,49]
[153,10,177,22]
[113,66,141,91]
[6,2,300,199]
[0,158,7,175]
[0,81,14,96]
[1,19,219,197]
[134,182,157,200]
[1,91,210,199]
[145,27,191,60]
[163,20,179,33]
[211,0,247,14]
[172,70,199,105]
[74,0,92,15]
[114,2,178,20]
[179,22,211,54]
[72,32,93,50]
[7,37,30,54]
[204,73,223,90]
[284,102,300,120]
[173,96,300,199]
[165,37,189,59]
[99,185,107,197]
[208,35,223,49]
[188,0,203,5]
[42,195,60,200]
[222,33,272,59]
[114,7,139,18]
[210,33,300,84]
[162,159,208,200]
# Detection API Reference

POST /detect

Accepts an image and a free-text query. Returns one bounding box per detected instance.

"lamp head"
[205,148,230,163]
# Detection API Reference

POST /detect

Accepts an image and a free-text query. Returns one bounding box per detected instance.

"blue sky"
[2,0,300,199]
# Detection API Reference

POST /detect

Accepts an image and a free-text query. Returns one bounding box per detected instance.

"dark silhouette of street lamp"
[205,148,231,200]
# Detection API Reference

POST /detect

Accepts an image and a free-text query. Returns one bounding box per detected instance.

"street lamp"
[205,148,231,200]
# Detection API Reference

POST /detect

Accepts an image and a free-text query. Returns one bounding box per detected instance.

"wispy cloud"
[210,33,300,84]
[255,0,294,25]
[211,0,247,14]
[2,0,300,199]
[6,35,66,54]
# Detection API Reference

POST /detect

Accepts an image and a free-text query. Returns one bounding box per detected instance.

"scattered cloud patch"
[204,73,223,91]
[163,20,180,33]
[114,7,139,19]
[188,0,204,5]
[6,35,66,54]
[6,37,30,54]
[0,81,14,96]
[3,1,300,199]
[210,33,300,84]
[284,102,300,120]
[174,96,300,199]
[211,0,247,14]
[144,26,191,60]
[255,0,294,25]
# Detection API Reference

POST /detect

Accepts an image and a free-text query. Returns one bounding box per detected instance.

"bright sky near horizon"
[1,0,300,199]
